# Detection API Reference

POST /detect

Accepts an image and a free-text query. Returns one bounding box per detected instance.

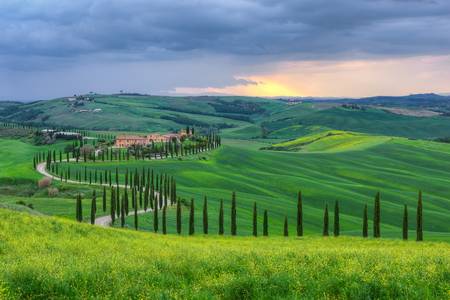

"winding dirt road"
[36,161,160,227]
[36,148,210,226]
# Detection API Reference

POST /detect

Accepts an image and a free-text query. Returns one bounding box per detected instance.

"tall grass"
[0,209,449,299]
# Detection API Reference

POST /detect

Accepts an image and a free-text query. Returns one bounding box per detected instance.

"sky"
[1,0,450,100]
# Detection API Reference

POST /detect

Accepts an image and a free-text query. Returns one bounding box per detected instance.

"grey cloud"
[1,0,450,70]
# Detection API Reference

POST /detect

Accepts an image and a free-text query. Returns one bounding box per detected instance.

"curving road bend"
[36,161,161,227]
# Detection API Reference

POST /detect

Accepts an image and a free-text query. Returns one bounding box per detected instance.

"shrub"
[47,187,59,197]
[38,177,52,188]
[80,145,95,156]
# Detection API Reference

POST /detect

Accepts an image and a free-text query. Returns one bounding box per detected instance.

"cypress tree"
[176,198,182,234]
[139,187,143,209]
[416,191,423,241]
[116,186,120,219]
[153,194,159,232]
[218,199,224,235]
[362,204,368,238]
[76,194,82,222]
[252,202,257,237]
[297,191,303,237]
[284,216,288,237]
[263,210,268,236]
[111,187,116,224]
[90,190,97,225]
[374,192,381,238]
[189,198,195,235]
[402,204,408,240]
[75,195,80,221]
[134,190,138,230]
[231,192,237,236]
[203,196,208,234]
[333,200,340,237]
[162,206,167,234]
[102,186,106,212]
[120,195,125,228]
[323,203,329,236]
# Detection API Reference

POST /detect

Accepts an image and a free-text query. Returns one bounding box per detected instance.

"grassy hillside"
[0,209,449,299]
[2,95,450,140]
[51,137,450,240]
[0,95,281,133]
[263,104,450,140]
[265,130,391,152]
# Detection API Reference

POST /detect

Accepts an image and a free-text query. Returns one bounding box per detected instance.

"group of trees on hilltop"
[33,132,221,168]
[77,189,425,241]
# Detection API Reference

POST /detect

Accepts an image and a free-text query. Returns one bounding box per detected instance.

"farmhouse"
[115,130,188,148]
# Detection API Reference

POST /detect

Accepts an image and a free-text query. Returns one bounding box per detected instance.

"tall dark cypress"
[162,206,167,234]
[203,196,208,234]
[90,190,96,225]
[218,199,224,235]
[102,186,106,212]
[189,198,195,235]
[111,187,116,224]
[416,191,423,241]
[362,204,368,238]
[333,200,340,237]
[120,195,125,228]
[402,204,408,240]
[176,198,182,234]
[374,192,381,238]
[323,203,329,236]
[76,194,82,222]
[297,191,303,237]
[263,210,268,236]
[284,216,289,237]
[252,202,257,237]
[231,192,237,236]
[134,190,138,230]
[153,193,159,232]
[116,186,120,219]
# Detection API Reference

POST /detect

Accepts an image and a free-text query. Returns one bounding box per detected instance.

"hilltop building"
[115,130,188,148]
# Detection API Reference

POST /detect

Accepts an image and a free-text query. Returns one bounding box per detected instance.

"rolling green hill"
[0,95,282,133]
[1,209,449,299]
[2,94,450,140]
[262,104,450,140]
[264,130,391,152]
[1,94,450,298]
[45,136,450,240]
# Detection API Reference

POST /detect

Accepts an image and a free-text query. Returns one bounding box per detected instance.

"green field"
[3,95,450,140]
[1,209,449,299]
[1,95,450,298]
[264,130,391,152]
[43,133,450,240]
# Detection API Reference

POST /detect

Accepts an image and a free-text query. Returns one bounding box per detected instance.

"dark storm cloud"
[1,0,450,69]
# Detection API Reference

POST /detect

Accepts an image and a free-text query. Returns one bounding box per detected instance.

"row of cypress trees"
[322,191,424,241]
[34,132,222,167]
[78,189,425,241]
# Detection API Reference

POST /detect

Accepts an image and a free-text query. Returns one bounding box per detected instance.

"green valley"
[1,94,450,299]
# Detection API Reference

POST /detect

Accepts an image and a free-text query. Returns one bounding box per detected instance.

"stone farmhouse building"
[115,130,188,148]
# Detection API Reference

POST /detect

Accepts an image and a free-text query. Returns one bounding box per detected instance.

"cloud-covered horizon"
[1,0,450,100]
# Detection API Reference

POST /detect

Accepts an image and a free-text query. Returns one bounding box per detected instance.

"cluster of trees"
[77,190,425,241]
[76,171,177,228]
[126,133,221,161]
[1,122,36,130]
[34,133,221,168]
[2,122,116,144]
[313,191,423,241]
